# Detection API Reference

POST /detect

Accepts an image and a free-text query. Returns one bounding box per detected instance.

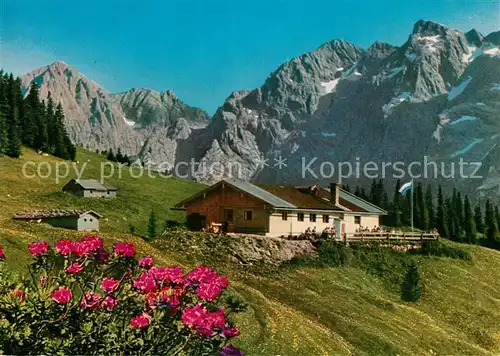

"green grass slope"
[1,149,500,355]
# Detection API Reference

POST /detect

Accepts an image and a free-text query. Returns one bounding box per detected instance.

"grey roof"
[223,178,297,208]
[339,189,387,214]
[13,209,102,219]
[70,179,116,191]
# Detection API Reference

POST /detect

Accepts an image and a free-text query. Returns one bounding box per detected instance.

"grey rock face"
[20,62,209,169]
[17,20,500,201]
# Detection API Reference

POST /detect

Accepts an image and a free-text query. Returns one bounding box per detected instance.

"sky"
[1,0,499,115]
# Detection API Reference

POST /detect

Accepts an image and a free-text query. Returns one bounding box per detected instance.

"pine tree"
[391,179,402,227]
[485,200,499,244]
[415,183,429,231]
[474,204,484,234]
[5,74,22,157]
[147,210,157,239]
[446,197,456,240]
[425,184,435,229]
[45,93,56,154]
[495,206,500,232]
[401,261,421,302]
[0,111,7,155]
[436,186,448,238]
[22,83,42,147]
[107,149,116,162]
[116,147,124,163]
[463,196,476,244]
[53,103,68,159]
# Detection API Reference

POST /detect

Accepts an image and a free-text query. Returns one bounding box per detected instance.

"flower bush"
[0,237,245,355]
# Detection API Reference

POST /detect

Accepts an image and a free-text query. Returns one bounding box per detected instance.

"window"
[281,212,288,220]
[90,218,93,222]
[224,208,234,222]
[297,213,304,222]
[354,216,361,225]
[244,210,253,221]
[84,218,87,222]
[323,215,329,223]
[309,214,316,222]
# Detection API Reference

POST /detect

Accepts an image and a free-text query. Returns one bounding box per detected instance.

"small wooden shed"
[13,210,102,231]
[62,179,117,198]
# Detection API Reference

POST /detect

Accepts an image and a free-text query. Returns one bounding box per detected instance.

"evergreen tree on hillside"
[436,186,448,238]
[425,184,435,229]
[454,190,464,234]
[446,197,457,240]
[495,206,500,232]
[116,147,124,163]
[34,100,50,152]
[401,261,421,302]
[5,74,22,157]
[147,210,157,239]
[53,103,68,159]
[463,196,477,244]
[107,149,116,162]
[0,111,8,155]
[474,204,485,234]
[391,179,402,227]
[45,94,56,153]
[485,200,499,243]
[415,183,429,231]
[22,82,42,147]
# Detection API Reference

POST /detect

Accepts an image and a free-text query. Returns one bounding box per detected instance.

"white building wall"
[266,211,343,237]
[343,214,380,234]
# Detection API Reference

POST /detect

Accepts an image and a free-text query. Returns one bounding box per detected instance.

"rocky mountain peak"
[367,41,396,59]
[412,20,450,36]
[485,31,500,45]
[465,29,484,46]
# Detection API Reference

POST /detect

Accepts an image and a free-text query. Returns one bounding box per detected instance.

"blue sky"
[2,0,499,114]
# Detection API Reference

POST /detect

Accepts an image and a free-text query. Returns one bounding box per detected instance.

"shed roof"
[13,209,102,220]
[66,179,117,191]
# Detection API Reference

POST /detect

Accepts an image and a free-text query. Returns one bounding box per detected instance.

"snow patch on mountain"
[123,116,136,126]
[387,65,406,79]
[382,92,410,118]
[320,79,341,94]
[451,138,484,157]
[321,132,336,138]
[448,76,472,101]
[491,83,500,91]
[450,115,478,125]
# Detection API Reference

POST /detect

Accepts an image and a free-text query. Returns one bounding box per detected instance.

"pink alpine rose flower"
[55,239,74,255]
[150,266,183,284]
[65,262,85,274]
[80,292,101,311]
[139,255,154,269]
[28,241,49,256]
[221,326,240,338]
[0,245,5,260]
[101,277,120,293]
[130,313,151,329]
[196,281,224,302]
[133,272,157,293]
[113,242,136,258]
[50,286,73,305]
[101,296,118,311]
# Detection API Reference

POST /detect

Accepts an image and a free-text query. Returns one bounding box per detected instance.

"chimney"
[330,183,340,205]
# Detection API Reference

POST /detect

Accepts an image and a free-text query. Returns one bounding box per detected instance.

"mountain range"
[18,20,500,200]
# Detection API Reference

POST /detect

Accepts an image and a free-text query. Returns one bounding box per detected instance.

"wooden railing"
[337,232,438,242]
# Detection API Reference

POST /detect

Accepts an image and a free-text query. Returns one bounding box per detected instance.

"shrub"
[416,240,472,261]
[0,237,244,355]
[316,241,353,267]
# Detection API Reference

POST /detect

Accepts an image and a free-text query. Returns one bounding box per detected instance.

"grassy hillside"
[1,149,500,355]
